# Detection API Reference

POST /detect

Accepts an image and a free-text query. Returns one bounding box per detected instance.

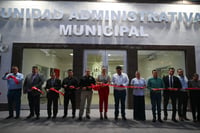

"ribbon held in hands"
[49,88,64,96]
[151,88,178,91]
[32,87,44,95]
[90,84,145,90]
[7,75,19,84]
[102,84,145,89]
[91,84,101,91]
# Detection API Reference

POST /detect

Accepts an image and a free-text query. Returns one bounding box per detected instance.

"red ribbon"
[152,88,179,91]
[67,84,200,91]
[69,84,145,91]
[104,84,145,89]
[185,88,200,90]
[81,84,145,91]
[7,75,19,84]
[32,87,44,95]
[68,84,200,91]
[152,88,200,91]
[91,84,100,91]
[49,88,64,96]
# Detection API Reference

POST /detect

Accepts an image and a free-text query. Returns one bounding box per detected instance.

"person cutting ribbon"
[45,72,61,119]
[131,71,146,121]
[188,73,200,122]
[23,66,45,120]
[62,69,79,119]
[147,69,164,123]
[96,67,111,120]
[163,67,182,122]
[112,66,129,121]
[78,68,96,121]
[2,66,24,119]
[177,68,190,121]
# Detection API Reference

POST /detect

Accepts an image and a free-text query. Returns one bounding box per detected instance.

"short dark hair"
[177,68,183,72]
[50,72,55,75]
[116,66,122,70]
[32,66,38,69]
[67,69,73,72]
[152,69,157,73]
[169,67,175,71]
[12,66,18,69]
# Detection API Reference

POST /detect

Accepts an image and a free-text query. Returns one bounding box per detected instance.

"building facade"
[0,1,200,109]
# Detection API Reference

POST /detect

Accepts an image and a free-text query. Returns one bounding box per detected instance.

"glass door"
[84,50,127,105]
[84,50,127,78]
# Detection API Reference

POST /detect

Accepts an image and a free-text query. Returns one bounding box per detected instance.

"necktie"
[51,79,55,86]
[31,74,35,82]
[170,76,173,88]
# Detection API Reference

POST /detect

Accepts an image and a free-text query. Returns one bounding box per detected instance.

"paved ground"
[0,109,200,133]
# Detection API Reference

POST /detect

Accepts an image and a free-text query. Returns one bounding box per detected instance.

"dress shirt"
[177,75,188,91]
[2,72,24,90]
[112,73,129,90]
[131,77,146,96]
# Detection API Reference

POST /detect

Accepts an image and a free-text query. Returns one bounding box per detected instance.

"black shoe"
[47,116,51,119]
[104,115,108,120]
[152,119,156,122]
[172,118,178,122]
[72,115,75,119]
[14,116,20,119]
[35,116,40,120]
[158,119,163,123]
[78,117,82,121]
[179,117,184,121]
[193,119,197,122]
[122,116,127,121]
[86,115,91,119]
[52,116,56,119]
[115,117,118,121]
[62,115,67,119]
[26,114,34,119]
[5,116,13,119]
[100,116,103,120]
[163,116,167,121]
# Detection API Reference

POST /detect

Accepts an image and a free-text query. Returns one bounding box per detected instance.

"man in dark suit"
[163,67,182,122]
[23,66,45,120]
[62,69,79,119]
[45,72,61,119]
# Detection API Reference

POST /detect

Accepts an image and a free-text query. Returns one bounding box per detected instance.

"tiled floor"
[0,109,200,133]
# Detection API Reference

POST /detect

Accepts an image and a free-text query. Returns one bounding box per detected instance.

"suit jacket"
[23,73,45,94]
[46,78,61,90]
[163,75,182,92]
[45,78,61,98]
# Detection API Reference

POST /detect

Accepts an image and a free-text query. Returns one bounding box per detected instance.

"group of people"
[2,65,200,123]
[132,68,200,123]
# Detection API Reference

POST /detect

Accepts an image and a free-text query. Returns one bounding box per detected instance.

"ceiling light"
[70,53,73,56]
